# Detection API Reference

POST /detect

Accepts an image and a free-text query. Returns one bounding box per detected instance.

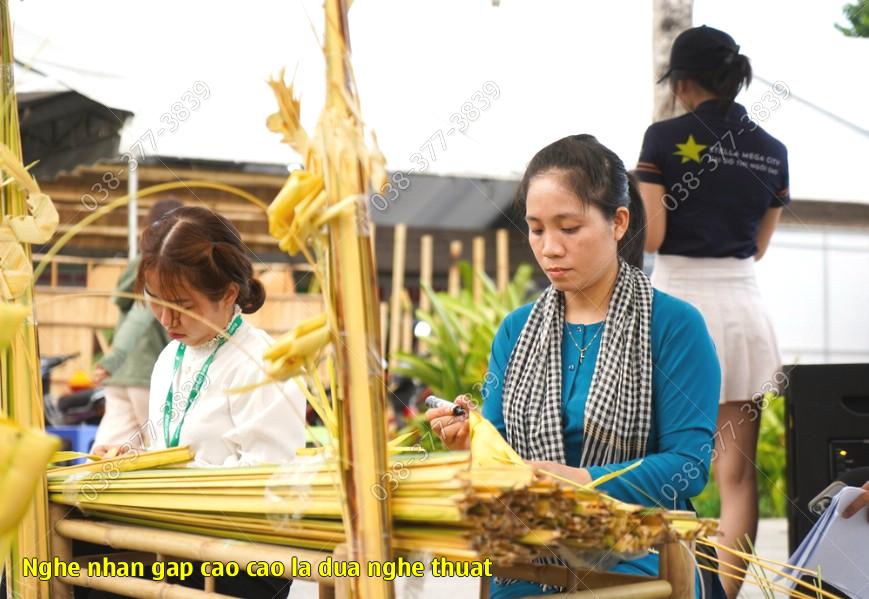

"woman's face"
[525,171,627,295]
[144,269,238,346]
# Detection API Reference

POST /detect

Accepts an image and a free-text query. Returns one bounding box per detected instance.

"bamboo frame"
[1,2,52,596]
[51,512,695,599]
[321,1,394,597]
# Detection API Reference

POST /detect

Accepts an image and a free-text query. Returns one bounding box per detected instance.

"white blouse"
[146,319,306,466]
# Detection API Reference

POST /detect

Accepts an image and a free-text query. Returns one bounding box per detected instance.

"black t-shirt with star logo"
[636,100,790,258]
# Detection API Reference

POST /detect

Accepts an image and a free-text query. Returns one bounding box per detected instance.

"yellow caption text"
[23,556,493,581]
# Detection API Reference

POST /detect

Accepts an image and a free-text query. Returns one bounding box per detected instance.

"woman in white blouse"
[95,205,306,468]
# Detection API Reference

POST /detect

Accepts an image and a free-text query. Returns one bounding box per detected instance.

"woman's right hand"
[91,444,130,459]
[425,395,473,450]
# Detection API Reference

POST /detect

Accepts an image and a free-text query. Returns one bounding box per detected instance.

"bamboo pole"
[54,518,336,583]
[472,236,486,304]
[447,241,463,297]
[496,229,509,293]
[388,223,406,369]
[0,3,52,596]
[321,1,394,597]
[400,289,413,353]
[418,235,433,353]
[380,301,388,359]
[57,573,234,599]
[419,235,433,313]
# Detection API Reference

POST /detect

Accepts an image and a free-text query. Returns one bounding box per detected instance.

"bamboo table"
[50,505,694,599]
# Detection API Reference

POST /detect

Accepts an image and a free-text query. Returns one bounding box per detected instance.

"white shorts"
[651,254,782,404]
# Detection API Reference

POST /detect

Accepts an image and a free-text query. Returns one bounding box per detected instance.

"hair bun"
[239,277,266,314]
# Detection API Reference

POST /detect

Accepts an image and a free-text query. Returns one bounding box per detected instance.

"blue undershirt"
[481,289,721,598]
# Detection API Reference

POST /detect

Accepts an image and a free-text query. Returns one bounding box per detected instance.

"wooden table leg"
[659,541,695,599]
[49,504,74,599]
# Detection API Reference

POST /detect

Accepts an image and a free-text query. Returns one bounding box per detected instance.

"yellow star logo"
[673,134,707,164]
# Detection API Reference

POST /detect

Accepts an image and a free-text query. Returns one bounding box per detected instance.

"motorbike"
[41,352,105,426]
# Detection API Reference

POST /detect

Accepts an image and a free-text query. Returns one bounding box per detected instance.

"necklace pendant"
[579,349,586,363]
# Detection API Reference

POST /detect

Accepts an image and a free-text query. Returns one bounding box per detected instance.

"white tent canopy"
[10,0,868,203]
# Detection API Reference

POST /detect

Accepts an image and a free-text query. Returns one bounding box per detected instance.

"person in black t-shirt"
[635,26,789,599]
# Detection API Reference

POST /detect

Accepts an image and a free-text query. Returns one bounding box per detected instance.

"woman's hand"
[526,460,592,486]
[425,395,473,450]
[91,444,130,459]
[842,481,869,521]
[92,366,109,385]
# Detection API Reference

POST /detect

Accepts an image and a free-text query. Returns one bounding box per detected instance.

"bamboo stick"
[538,580,672,599]
[380,301,388,359]
[419,235,433,313]
[448,241,463,297]
[496,229,509,293]
[388,223,407,369]
[418,235,433,354]
[472,236,485,304]
[400,289,413,353]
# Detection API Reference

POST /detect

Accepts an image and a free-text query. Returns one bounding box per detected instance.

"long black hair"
[515,134,646,269]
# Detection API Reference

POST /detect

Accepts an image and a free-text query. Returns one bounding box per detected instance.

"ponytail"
[619,174,646,270]
[671,52,753,111]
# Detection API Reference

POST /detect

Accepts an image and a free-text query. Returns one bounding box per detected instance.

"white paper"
[782,486,869,598]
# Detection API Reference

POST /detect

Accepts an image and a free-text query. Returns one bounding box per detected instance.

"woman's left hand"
[526,460,592,485]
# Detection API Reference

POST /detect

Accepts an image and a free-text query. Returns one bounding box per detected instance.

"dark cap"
[658,25,740,82]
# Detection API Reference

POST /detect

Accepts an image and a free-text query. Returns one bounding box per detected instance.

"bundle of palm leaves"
[46,414,717,569]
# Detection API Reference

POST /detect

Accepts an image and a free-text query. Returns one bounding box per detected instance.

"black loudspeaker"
[785,363,869,554]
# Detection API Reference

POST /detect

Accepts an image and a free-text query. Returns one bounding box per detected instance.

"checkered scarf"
[502,259,654,468]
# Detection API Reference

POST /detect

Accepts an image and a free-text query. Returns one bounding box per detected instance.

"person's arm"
[98,304,157,375]
[757,145,789,261]
[755,207,782,261]
[586,303,720,507]
[639,182,668,253]
[635,126,668,254]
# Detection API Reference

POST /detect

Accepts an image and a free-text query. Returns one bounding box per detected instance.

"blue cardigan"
[481,289,721,598]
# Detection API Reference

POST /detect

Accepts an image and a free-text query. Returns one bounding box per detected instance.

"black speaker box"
[785,363,869,554]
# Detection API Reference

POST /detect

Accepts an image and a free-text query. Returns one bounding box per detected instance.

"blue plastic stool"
[46,425,99,464]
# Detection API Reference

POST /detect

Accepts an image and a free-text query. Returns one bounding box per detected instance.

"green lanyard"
[163,314,243,448]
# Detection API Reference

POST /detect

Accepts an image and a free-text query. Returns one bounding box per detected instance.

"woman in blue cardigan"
[427,134,722,598]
